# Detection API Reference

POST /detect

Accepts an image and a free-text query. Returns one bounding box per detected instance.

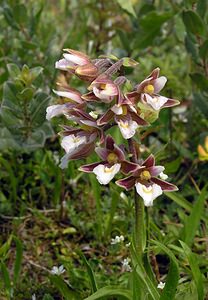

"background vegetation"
[0,0,208,299]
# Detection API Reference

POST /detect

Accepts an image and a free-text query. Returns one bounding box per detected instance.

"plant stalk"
[134,190,144,258]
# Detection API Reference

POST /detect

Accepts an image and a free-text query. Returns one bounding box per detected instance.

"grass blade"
[84,286,133,300]
[151,240,179,300]
[131,245,160,300]
[181,185,208,247]
[180,241,204,300]
[1,261,12,299]
[79,251,98,293]
[50,275,80,300]
[13,236,23,285]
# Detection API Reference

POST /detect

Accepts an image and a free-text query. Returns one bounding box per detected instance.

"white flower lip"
[135,182,163,206]
[144,94,168,111]
[117,119,138,139]
[92,163,121,185]
[61,135,87,154]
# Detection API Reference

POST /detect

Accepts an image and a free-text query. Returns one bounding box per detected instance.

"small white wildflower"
[159,172,168,180]
[125,242,131,247]
[157,281,165,289]
[51,265,65,275]
[32,294,36,300]
[122,258,132,272]
[111,235,124,245]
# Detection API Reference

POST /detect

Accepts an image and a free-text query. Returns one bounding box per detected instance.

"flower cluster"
[46,49,179,206]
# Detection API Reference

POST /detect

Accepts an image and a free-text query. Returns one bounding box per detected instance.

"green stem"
[134,190,144,258]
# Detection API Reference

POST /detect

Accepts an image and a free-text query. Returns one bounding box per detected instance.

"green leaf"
[197,0,207,19]
[180,241,204,300]
[181,185,208,247]
[193,92,208,117]
[13,237,23,285]
[7,63,21,78]
[152,241,179,300]
[3,5,20,30]
[0,235,12,259]
[199,40,208,59]
[84,286,133,300]
[164,192,192,212]
[1,261,12,298]
[115,0,137,18]
[135,11,173,48]
[13,4,28,25]
[50,275,80,300]
[43,294,55,300]
[29,92,51,127]
[182,10,205,37]
[131,245,160,300]
[190,73,208,91]
[79,251,98,293]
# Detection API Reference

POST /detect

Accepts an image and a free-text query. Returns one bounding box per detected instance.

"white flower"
[117,119,138,139]
[135,183,163,206]
[46,104,68,120]
[159,171,168,180]
[61,135,87,154]
[93,163,121,185]
[125,242,131,247]
[122,258,132,272]
[143,94,168,111]
[51,265,65,275]
[157,281,165,289]
[32,294,36,300]
[111,235,124,245]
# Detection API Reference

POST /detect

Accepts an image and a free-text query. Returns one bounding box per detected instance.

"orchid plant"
[46,49,179,257]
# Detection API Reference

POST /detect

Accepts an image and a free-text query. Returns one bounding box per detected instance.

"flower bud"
[75,63,99,81]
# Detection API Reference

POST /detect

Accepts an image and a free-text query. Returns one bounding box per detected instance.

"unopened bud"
[75,63,99,81]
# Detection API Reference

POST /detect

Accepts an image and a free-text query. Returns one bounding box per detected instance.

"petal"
[97,109,114,125]
[61,135,87,153]
[121,161,140,175]
[151,177,178,191]
[111,104,123,115]
[143,154,155,168]
[117,118,139,139]
[79,162,104,173]
[135,182,162,206]
[95,147,109,160]
[105,135,115,150]
[148,166,165,177]
[116,176,136,190]
[162,98,180,108]
[63,53,89,66]
[145,94,168,111]
[93,163,121,185]
[46,104,67,120]
[130,111,149,126]
[153,76,167,93]
[53,89,83,103]
[81,91,100,102]
[55,58,74,70]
